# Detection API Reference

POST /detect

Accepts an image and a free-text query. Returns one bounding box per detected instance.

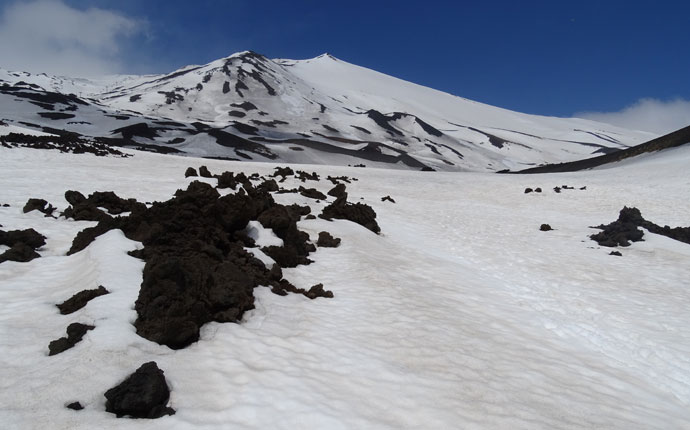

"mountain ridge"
[0,51,655,171]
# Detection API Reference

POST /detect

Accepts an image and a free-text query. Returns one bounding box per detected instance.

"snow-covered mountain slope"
[0,51,656,171]
[1,142,689,429]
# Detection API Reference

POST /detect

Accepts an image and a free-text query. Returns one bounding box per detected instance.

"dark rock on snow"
[48,322,94,356]
[320,196,380,234]
[591,206,690,247]
[184,167,198,177]
[317,231,341,247]
[104,362,175,419]
[65,177,332,349]
[0,228,46,263]
[381,195,396,203]
[327,183,347,199]
[198,165,213,178]
[66,402,84,411]
[298,186,327,200]
[609,251,622,256]
[23,198,56,216]
[539,224,553,231]
[56,285,109,315]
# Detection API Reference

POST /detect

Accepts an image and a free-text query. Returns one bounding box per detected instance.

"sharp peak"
[315,53,339,61]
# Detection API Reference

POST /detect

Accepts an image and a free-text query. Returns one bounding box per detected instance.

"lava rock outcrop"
[591,206,690,247]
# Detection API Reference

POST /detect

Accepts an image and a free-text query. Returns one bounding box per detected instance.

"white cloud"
[0,0,144,77]
[576,98,690,135]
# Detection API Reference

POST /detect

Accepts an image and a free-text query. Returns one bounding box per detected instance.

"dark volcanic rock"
[104,362,175,419]
[0,228,46,263]
[535,187,542,193]
[57,285,110,315]
[66,402,84,411]
[609,251,622,256]
[65,179,326,349]
[317,231,341,247]
[591,206,690,247]
[198,165,213,178]
[381,195,396,203]
[272,166,294,180]
[327,183,347,199]
[524,188,533,194]
[62,190,145,222]
[320,197,380,234]
[0,242,41,263]
[298,186,327,200]
[216,171,251,190]
[539,224,553,231]
[258,204,315,268]
[48,322,94,356]
[184,167,198,177]
[0,228,46,248]
[23,198,56,216]
[296,170,319,182]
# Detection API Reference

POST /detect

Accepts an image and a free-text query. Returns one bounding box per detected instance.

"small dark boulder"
[104,362,175,419]
[296,170,319,182]
[524,188,533,194]
[540,224,553,231]
[66,402,84,411]
[23,198,55,216]
[0,228,46,248]
[0,242,41,263]
[299,187,327,200]
[56,285,110,315]
[534,188,542,193]
[198,165,213,178]
[272,166,294,181]
[553,187,561,193]
[305,283,334,299]
[48,322,94,356]
[184,167,198,178]
[317,231,341,248]
[327,183,347,199]
[381,195,396,203]
[320,197,380,234]
[609,251,622,256]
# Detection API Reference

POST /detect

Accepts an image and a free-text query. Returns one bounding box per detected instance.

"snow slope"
[0,51,656,171]
[1,143,689,429]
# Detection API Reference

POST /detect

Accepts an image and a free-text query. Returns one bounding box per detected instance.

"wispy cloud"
[0,0,145,77]
[576,98,690,135]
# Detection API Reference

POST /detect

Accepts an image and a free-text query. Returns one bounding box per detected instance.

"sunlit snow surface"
[1,146,689,429]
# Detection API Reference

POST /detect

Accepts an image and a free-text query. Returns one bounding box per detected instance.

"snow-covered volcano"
[0,51,655,171]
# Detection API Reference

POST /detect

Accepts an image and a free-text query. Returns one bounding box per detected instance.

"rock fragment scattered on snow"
[48,322,94,356]
[104,362,175,419]
[0,228,46,263]
[317,231,341,247]
[66,402,84,411]
[56,285,110,315]
[23,198,56,216]
[184,167,198,177]
[540,224,553,231]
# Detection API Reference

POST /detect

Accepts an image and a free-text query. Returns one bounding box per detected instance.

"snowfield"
[1,144,689,429]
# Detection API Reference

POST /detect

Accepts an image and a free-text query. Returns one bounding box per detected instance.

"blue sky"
[0,0,688,131]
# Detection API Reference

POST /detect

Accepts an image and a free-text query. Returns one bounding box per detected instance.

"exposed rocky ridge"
[511,125,690,173]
